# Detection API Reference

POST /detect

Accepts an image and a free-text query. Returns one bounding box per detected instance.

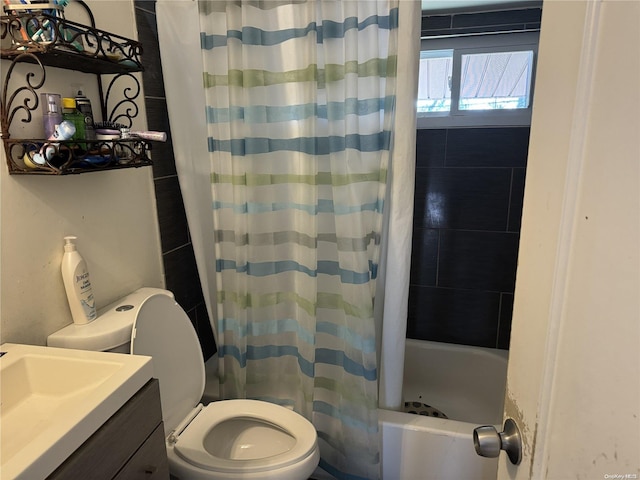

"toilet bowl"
[48,287,320,480]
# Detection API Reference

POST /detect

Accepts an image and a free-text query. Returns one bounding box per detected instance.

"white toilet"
[48,287,320,480]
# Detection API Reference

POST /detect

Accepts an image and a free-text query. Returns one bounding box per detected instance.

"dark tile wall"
[408,127,529,350]
[134,0,216,360]
[410,4,538,351]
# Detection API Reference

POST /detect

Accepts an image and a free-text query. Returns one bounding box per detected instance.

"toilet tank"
[48,287,174,353]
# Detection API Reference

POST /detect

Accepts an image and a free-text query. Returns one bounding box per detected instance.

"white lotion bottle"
[61,236,97,325]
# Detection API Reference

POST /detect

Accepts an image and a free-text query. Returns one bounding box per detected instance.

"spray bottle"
[74,90,96,141]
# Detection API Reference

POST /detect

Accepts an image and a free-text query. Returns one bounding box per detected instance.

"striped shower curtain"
[200,1,398,478]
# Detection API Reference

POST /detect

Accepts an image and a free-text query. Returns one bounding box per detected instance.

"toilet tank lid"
[47,287,174,351]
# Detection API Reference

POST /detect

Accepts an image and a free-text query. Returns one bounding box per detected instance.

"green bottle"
[62,97,86,150]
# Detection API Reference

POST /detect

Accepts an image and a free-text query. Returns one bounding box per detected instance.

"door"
[488,1,640,478]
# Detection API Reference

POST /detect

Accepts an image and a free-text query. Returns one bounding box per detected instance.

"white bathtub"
[380,339,508,480]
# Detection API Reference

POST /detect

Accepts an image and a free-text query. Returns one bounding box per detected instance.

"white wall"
[501,0,639,478]
[0,0,164,346]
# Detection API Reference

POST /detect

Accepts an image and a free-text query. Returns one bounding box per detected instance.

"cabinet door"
[114,424,170,480]
[47,380,166,480]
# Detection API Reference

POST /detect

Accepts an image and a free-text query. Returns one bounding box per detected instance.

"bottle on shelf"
[74,90,96,141]
[41,93,63,139]
[61,97,86,149]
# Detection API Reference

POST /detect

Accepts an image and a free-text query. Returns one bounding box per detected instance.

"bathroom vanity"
[0,343,168,479]
[47,379,169,480]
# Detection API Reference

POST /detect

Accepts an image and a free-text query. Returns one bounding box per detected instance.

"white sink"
[0,343,153,480]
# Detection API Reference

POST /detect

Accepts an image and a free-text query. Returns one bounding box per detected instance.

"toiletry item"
[2,0,29,43]
[95,131,119,157]
[54,0,71,9]
[95,127,121,136]
[94,121,126,131]
[34,144,57,163]
[23,145,46,169]
[30,19,53,43]
[23,141,70,169]
[77,155,112,168]
[29,147,69,169]
[95,132,120,142]
[41,93,62,139]
[74,90,96,140]
[123,130,167,142]
[61,236,97,325]
[62,97,86,145]
[48,120,75,141]
[25,122,76,169]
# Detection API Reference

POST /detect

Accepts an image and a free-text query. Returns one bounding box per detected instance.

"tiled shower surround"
[409,4,539,351]
[408,127,530,350]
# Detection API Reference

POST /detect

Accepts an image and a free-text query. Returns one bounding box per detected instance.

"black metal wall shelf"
[0,1,152,175]
[4,137,153,175]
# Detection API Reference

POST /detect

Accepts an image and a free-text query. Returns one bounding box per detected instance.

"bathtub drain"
[403,401,448,419]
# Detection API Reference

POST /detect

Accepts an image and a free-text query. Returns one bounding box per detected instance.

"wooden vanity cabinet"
[47,379,169,480]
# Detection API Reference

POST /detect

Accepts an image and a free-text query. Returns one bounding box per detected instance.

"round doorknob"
[473,418,522,465]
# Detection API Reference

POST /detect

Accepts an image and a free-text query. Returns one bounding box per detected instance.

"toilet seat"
[130,293,205,432]
[173,399,318,473]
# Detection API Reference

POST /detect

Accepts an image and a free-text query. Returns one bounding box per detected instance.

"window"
[418,49,453,113]
[417,32,539,128]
